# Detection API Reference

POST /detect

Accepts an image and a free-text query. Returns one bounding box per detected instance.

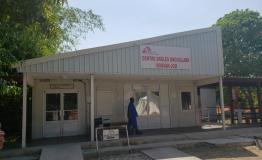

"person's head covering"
[130,97,134,103]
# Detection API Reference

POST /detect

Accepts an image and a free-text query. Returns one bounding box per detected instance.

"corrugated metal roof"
[17,27,224,77]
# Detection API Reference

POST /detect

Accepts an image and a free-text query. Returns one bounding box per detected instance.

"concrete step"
[142,147,201,160]
[82,127,262,150]
[40,144,83,160]
[82,136,255,157]
[205,136,254,146]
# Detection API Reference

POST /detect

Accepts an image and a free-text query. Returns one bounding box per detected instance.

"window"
[45,92,79,121]
[148,91,160,115]
[135,91,147,116]
[134,91,160,116]
[46,93,61,121]
[181,92,192,111]
[64,93,78,120]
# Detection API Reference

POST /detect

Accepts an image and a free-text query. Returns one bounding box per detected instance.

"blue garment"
[127,102,138,130]
[128,102,138,118]
[128,117,138,130]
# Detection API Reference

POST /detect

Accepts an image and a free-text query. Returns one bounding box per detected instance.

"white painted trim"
[22,73,27,148]
[16,27,220,69]
[26,75,34,86]
[196,77,219,87]
[90,75,95,141]
[42,90,80,137]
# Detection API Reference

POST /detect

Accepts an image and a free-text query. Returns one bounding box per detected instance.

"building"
[16,27,226,148]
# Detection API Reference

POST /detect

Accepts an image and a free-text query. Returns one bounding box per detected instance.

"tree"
[0,0,104,94]
[0,0,104,137]
[215,9,262,123]
[215,9,262,77]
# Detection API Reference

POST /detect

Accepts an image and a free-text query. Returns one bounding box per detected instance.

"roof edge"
[17,26,220,69]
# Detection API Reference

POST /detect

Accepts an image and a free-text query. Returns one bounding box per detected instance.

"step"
[40,144,83,160]
[142,147,201,160]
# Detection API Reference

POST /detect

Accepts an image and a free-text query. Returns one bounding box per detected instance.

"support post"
[229,86,234,124]
[257,82,262,125]
[219,76,226,130]
[22,73,27,148]
[90,75,95,141]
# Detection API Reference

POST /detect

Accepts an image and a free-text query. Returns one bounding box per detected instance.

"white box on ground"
[103,129,119,141]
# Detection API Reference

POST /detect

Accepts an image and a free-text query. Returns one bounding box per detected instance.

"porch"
[25,122,253,148]
[2,125,262,160]
[198,76,262,126]
[19,72,227,148]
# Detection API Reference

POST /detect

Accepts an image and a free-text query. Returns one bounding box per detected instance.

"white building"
[16,27,225,148]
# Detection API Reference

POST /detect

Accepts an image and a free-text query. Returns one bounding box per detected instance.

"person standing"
[127,97,142,135]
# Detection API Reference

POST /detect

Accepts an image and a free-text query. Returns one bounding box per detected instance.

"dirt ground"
[180,143,262,160]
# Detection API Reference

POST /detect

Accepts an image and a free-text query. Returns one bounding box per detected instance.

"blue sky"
[68,0,262,50]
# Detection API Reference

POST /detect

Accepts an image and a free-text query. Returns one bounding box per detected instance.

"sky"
[68,0,262,50]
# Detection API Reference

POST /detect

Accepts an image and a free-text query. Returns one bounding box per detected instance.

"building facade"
[17,27,224,146]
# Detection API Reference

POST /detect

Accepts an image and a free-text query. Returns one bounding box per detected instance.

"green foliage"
[0,0,104,95]
[0,79,22,96]
[59,7,104,51]
[215,9,262,77]
[0,0,104,59]
[0,0,104,135]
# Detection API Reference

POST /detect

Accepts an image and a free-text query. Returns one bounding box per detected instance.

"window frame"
[132,84,160,116]
[43,89,80,122]
[179,90,193,112]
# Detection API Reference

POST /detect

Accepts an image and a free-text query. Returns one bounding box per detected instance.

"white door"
[96,90,114,119]
[62,93,79,136]
[135,91,149,129]
[200,88,217,120]
[134,86,161,129]
[147,91,161,129]
[44,92,80,138]
[44,93,61,137]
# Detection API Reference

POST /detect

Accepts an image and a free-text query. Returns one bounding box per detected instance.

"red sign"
[140,45,191,70]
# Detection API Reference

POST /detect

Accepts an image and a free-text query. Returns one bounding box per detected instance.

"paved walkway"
[1,127,262,160]
[83,136,254,156]
[142,147,201,160]
[205,136,254,146]
[40,143,83,160]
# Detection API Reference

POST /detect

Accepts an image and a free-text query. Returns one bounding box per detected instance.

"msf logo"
[142,46,151,54]
[142,46,158,55]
